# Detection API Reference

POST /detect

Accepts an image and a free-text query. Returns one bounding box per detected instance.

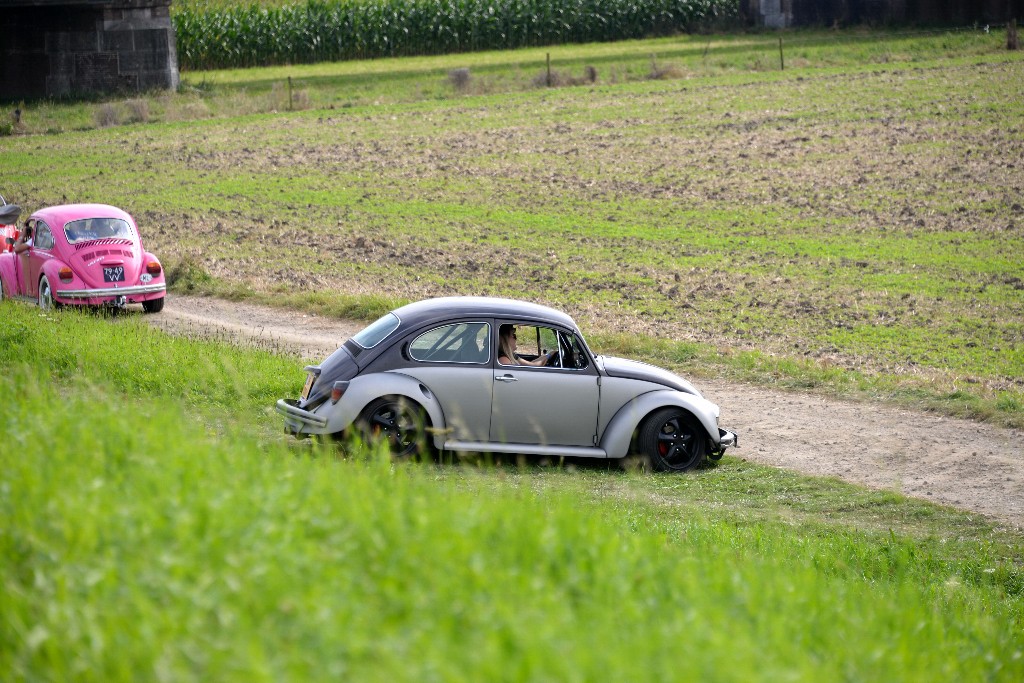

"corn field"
[173,0,740,70]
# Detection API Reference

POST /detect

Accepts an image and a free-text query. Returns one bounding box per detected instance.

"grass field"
[4,30,1021,426]
[4,24,1024,681]
[1,304,1022,680]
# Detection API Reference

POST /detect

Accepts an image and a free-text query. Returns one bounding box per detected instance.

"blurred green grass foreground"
[0,303,1022,680]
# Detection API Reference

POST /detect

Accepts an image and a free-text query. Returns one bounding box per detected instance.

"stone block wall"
[0,0,179,100]
[744,0,1021,27]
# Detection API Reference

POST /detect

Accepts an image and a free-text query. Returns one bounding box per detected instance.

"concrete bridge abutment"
[1,0,178,100]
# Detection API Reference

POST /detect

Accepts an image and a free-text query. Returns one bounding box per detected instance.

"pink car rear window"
[64,218,133,245]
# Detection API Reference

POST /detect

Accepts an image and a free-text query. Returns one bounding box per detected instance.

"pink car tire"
[142,297,165,313]
[38,275,55,310]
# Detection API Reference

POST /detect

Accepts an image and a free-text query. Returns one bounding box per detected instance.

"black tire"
[0,273,5,301]
[142,297,165,313]
[356,397,431,460]
[638,408,708,472]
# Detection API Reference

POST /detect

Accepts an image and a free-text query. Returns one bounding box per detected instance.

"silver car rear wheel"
[356,397,431,460]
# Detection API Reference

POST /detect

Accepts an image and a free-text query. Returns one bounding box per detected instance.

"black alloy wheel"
[357,397,430,460]
[638,408,708,472]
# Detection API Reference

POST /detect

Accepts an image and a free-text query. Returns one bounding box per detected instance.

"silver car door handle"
[495,374,518,383]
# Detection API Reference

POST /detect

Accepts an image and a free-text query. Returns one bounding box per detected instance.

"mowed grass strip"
[0,303,1021,680]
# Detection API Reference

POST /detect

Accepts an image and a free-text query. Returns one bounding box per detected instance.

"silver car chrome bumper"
[708,428,737,461]
[58,283,166,299]
[276,398,328,432]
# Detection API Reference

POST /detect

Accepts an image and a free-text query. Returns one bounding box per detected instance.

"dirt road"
[149,294,1024,530]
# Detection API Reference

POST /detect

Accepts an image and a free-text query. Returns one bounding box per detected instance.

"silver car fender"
[319,371,447,441]
[599,389,721,459]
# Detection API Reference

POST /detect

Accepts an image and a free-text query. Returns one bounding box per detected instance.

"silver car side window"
[498,323,563,368]
[564,332,590,370]
[410,322,490,364]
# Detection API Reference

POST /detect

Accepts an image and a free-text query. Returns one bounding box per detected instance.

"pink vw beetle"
[0,203,165,312]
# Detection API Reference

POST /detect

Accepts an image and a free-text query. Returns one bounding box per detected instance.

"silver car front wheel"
[638,408,708,472]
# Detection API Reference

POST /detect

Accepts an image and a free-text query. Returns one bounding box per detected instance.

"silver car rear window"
[352,312,400,349]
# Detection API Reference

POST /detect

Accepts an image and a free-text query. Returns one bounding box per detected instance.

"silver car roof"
[391,296,577,331]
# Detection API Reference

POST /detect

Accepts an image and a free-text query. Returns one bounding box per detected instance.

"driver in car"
[498,324,555,367]
[13,223,32,254]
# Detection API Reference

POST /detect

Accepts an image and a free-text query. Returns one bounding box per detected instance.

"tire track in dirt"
[148,294,1024,530]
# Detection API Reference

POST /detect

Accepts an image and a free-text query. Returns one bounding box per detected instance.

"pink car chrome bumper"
[57,283,166,299]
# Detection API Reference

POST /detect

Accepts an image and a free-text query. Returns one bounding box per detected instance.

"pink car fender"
[40,257,74,302]
[0,252,17,297]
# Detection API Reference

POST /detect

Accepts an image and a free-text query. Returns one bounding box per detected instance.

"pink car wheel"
[38,275,55,310]
[143,297,165,313]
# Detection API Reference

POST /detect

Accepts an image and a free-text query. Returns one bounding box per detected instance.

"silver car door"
[399,321,494,443]
[489,326,600,447]
[407,366,494,442]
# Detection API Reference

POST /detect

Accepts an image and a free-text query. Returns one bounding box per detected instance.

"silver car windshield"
[64,217,133,244]
[352,312,400,349]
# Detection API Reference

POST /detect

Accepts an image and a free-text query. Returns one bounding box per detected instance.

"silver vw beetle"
[277,296,737,471]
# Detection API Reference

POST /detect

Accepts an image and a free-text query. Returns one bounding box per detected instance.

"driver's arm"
[522,350,556,367]
[512,353,543,367]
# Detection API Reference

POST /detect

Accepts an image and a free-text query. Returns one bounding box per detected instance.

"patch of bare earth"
[149,294,1024,530]
[148,294,364,359]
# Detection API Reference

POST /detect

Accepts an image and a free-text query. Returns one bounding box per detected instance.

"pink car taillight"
[146,261,162,276]
[58,266,74,283]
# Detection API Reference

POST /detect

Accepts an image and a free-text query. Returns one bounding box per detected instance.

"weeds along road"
[149,294,1024,530]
